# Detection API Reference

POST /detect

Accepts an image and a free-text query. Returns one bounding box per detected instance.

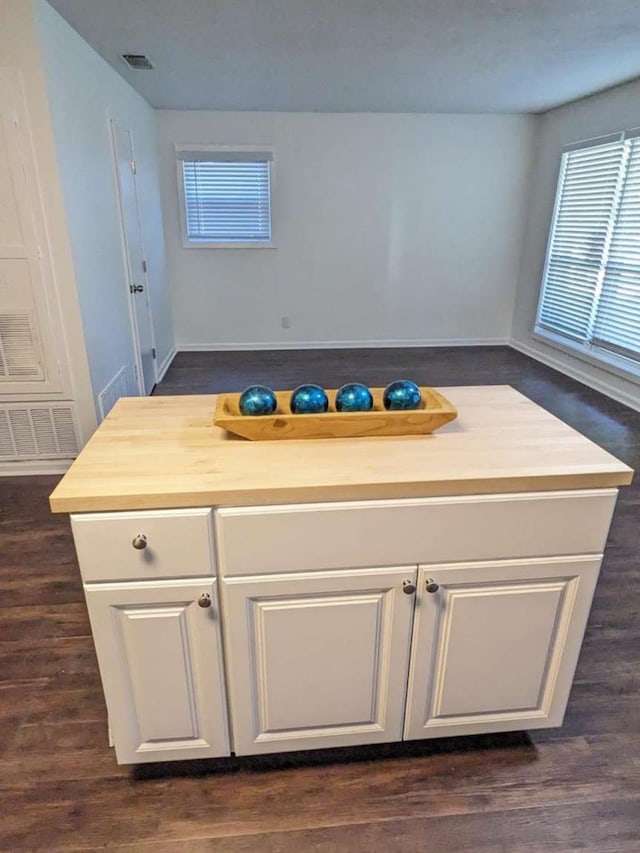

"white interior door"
[111,122,156,395]
[0,69,64,397]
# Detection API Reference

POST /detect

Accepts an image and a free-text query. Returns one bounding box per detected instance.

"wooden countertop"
[49,386,633,513]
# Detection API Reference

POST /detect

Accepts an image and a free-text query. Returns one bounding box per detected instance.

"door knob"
[131,534,147,550]
[425,578,439,593]
[198,593,212,608]
[402,579,417,595]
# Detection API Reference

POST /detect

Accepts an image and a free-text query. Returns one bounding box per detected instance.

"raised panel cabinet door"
[404,556,602,740]
[222,566,417,755]
[84,578,230,764]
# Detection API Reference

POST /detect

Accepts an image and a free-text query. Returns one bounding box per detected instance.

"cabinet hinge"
[152,348,156,359]
[130,159,137,174]
[142,260,147,273]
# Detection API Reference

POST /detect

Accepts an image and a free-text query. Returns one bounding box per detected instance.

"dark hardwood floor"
[1,346,639,851]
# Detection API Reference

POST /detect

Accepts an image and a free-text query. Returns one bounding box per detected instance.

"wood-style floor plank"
[116,798,640,853]
[1,735,639,848]
[1,346,639,851]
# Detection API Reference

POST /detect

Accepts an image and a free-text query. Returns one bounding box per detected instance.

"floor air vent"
[0,404,78,459]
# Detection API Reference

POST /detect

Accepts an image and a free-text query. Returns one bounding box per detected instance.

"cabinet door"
[404,556,601,740]
[222,567,416,755]
[85,579,230,764]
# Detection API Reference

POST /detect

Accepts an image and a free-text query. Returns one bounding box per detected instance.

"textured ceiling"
[45,0,640,113]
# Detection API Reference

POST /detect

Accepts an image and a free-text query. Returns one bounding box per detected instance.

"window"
[535,129,640,375]
[177,148,273,246]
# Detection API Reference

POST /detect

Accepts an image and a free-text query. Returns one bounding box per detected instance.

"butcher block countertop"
[49,385,633,513]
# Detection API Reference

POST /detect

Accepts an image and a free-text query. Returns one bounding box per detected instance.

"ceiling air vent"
[121,54,154,70]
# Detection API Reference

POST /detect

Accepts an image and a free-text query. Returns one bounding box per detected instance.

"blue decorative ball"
[290,384,329,414]
[383,379,422,410]
[335,383,373,412]
[239,385,277,416]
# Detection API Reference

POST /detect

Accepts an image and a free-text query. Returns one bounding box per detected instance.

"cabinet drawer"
[216,490,617,576]
[71,508,215,582]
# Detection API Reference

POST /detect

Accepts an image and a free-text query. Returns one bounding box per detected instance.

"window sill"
[533,327,640,385]
[181,240,277,250]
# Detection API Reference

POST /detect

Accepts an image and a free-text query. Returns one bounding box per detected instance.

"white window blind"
[178,149,272,245]
[536,130,640,371]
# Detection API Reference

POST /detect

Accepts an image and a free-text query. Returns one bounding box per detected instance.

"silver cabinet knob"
[198,593,212,608]
[402,579,417,595]
[425,578,439,594]
[132,534,148,550]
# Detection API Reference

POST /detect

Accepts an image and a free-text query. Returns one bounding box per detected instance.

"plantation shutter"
[592,135,640,360]
[537,136,625,343]
[536,129,640,370]
[178,150,272,243]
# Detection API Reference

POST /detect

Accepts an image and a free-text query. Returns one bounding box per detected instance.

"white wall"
[159,111,535,349]
[0,0,96,446]
[512,78,640,410]
[35,0,174,415]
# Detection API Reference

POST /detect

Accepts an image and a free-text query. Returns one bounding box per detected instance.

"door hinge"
[142,259,147,273]
[130,159,137,174]
[152,348,156,359]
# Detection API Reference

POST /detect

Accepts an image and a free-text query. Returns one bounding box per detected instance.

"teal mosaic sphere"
[290,384,329,414]
[335,383,373,412]
[383,379,422,410]
[239,385,277,416]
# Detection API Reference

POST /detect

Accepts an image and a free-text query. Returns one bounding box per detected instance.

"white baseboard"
[0,458,72,477]
[157,346,177,382]
[177,337,509,352]
[510,338,640,413]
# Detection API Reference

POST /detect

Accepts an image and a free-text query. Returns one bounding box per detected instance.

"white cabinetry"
[214,490,617,574]
[222,566,416,755]
[71,508,216,582]
[85,579,230,764]
[72,488,618,764]
[75,508,230,764]
[216,490,616,755]
[404,557,601,740]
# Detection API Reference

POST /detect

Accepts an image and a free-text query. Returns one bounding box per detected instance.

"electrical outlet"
[281,316,291,329]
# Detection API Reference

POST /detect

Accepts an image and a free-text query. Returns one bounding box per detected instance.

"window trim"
[532,327,640,385]
[175,144,276,249]
[533,128,640,384]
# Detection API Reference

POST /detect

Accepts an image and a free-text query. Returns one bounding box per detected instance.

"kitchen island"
[50,386,633,765]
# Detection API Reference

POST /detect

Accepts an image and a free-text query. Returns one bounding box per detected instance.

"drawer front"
[216,490,617,576]
[72,508,215,582]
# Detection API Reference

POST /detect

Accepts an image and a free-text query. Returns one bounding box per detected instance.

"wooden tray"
[214,387,457,440]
